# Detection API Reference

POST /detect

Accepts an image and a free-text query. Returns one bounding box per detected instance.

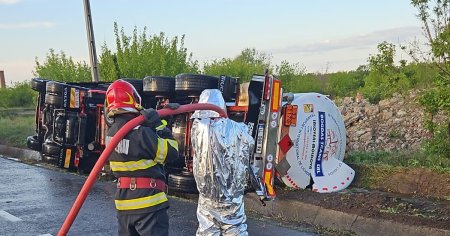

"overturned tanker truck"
[27,72,354,201]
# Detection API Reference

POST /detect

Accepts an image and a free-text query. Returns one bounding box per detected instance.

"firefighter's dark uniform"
[106,114,178,236]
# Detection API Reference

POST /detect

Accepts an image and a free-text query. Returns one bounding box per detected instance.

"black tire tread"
[143,76,175,97]
[31,78,47,92]
[45,93,63,107]
[168,171,198,194]
[46,81,65,95]
[175,74,219,97]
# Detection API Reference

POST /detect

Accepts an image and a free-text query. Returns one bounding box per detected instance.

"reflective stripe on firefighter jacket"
[106,114,179,214]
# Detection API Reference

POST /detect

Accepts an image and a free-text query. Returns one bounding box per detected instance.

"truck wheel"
[143,76,175,97]
[175,74,219,97]
[31,78,47,92]
[42,142,60,156]
[26,135,42,151]
[168,171,198,194]
[45,94,63,107]
[46,81,65,95]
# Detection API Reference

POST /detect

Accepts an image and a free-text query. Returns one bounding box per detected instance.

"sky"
[0,0,425,84]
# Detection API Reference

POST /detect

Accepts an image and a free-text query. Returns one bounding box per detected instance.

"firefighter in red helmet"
[105,79,179,236]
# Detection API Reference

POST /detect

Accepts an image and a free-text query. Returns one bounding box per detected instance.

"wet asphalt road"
[0,156,315,236]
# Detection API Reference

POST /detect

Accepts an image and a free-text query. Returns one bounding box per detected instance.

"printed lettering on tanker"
[294,114,315,169]
[314,112,326,177]
[327,161,343,177]
[301,130,309,161]
[327,112,346,160]
[323,129,338,161]
[299,163,310,177]
[308,119,317,171]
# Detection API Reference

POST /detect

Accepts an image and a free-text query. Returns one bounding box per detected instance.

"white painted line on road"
[38,234,53,236]
[0,210,22,222]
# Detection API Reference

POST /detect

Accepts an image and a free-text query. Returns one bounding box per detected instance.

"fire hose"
[58,103,227,236]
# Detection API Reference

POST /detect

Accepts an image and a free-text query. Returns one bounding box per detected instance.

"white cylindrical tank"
[279,93,354,193]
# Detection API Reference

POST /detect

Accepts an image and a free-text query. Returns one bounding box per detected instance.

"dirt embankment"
[277,186,450,231]
[350,164,450,200]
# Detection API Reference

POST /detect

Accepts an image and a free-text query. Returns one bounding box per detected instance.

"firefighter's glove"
[164,103,180,110]
[140,108,162,128]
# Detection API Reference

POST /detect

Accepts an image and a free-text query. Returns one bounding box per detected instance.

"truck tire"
[46,81,65,95]
[45,93,63,107]
[42,142,61,156]
[168,171,198,194]
[143,76,175,97]
[26,135,42,151]
[175,74,219,97]
[31,78,47,92]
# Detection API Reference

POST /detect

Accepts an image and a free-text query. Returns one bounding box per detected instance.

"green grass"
[380,207,399,214]
[347,150,450,173]
[0,114,35,148]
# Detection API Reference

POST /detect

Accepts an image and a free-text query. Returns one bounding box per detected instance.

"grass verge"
[347,150,450,173]
[0,114,35,148]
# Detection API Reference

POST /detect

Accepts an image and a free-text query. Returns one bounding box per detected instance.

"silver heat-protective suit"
[191,89,255,236]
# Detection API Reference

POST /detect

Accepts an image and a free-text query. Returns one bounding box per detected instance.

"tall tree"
[275,60,306,92]
[34,49,91,82]
[203,48,271,82]
[361,41,413,103]
[98,22,199,81]
[410,0,450,138]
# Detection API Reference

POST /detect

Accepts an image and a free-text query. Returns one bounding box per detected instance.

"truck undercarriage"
[27,72,354,201]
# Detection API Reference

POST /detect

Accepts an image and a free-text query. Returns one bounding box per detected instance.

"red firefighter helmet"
[106,79,142,111]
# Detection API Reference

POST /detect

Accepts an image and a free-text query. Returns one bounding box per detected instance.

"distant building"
[0,71,6,89]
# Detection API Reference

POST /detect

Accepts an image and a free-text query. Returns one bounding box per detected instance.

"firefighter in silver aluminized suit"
[191,89,255,236]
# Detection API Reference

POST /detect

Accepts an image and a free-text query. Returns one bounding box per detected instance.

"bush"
[0,82,36,108]
[327,70,365,98]
[422,124,450,160]
[99,22,199,81]
[290,73,326,94]
[203,48,270,82]
[34,49,91,82]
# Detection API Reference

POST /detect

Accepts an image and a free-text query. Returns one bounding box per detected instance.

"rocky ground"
[338,91,448,152]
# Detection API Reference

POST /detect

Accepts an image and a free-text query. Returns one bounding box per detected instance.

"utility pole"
[83,0,99,82]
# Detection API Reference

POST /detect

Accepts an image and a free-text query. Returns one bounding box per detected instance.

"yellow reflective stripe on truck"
[115,192,168,210]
